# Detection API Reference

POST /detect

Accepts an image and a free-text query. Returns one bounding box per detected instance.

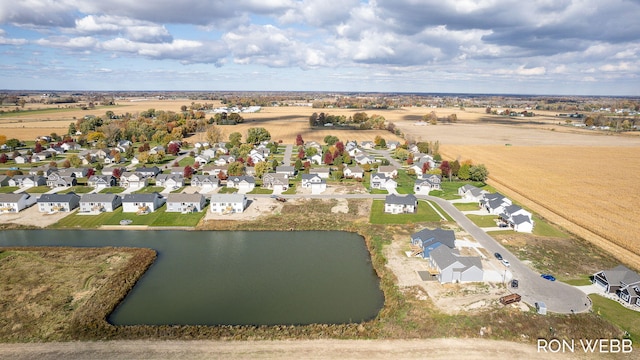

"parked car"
[494,252,503,260]
[501,259,510,267]
[541,274,556,281]
[511,279,519,288]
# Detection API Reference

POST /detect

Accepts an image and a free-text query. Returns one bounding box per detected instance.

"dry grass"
[441,145,640,268]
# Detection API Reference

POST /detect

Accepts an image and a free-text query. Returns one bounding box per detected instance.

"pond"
[0,230,384,326]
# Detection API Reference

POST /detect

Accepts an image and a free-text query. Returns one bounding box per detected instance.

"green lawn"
[466,214,499,227]
[133,186,165,194]
[50,205,206,229]
[178,156,195,167]
[394,170,416,194]
[218,187,238,194]
[0,186,19,193]
[370,199,446,224]
[590,294,640,343]
[99,187,125,194]
[532,215,570,238]
[58,186,93,194]
[453,202,480,211]
[25,186,50,193]
[248,187,273,194]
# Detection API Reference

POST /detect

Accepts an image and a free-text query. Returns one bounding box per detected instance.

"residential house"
[262,173,289,193]
[384,194,417,214]
[0,193,37,213]
[378,166,398,178]
[0,175,10,187]
[210,193,247,214]
[13,155,30,164]
[135,166,161,178]
[202,148,219,158]
[46,172,77,188]
[194,154,210,166]
[104,154,124,164]
[370,172,397,191]
[479,192,512,214]
[226,175,255,193]
[87,175,117,190]
[148,145,165,155]
[387,141,400,150]
[249,148,270,163]
[457,184,488,202]
[121,193,166,213]
[119,172,148,189]
[360,141,374,149]
[414,174,442,195]
[166,193,207,213]
[304,141,323,153]
[214,155,235,165]
[37,193,80,213]
[593,265,640,306]
[31,151,52,162]
[428,245,483,284]
[309,153,323,165]
[201,165,228,176]
[498,204,534,233]
[301,174,327,194]
[343,165,364,179]
[155,174,184,189]
[190,175,220,192]
[411,228,456,258]
[355,154,375,165]
[194,141,210,149]
[60,142,82,151]
[79,193,122,212]
[22,175,47,188]
[310,167,331,179]
[275,166,296,177]
[58,167,88,178]
[101,167,125,177]
[170,167,186,176]
[28,166,57,176]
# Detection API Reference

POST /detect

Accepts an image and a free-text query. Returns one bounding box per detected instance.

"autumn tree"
[254,161,269,177]
[0,153,7,163]
[323,151,333,165]
[68,154,83,168]
[246,127,271,145]
[298,147,305,159]
[421,162,430,174]
[183,165,194,179]
[206,125,224,145]
[458,163,471,180]
[295,134,304,146]
[167,142,180,156]
[228,132,242,147]
[227,161,245,176]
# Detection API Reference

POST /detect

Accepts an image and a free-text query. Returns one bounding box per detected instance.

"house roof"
[122,193,164,203]
[511,214,532,225]
[378,165,397,173]
[38,193,80,202]
[599,265,640,286]
[310,167,330,174]
[166,193,205,203]
[210,193,246,203]
[430,245,461,269]
[301,173,322,180]
[385,194,417,206]
[344,165,363,173]
[0,193,32,202]
[411,228,456,249]
[80,193,120,203]
[228,175,255,184]
[276,166,295,172]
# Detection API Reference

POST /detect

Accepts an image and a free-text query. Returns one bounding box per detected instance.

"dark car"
[511,279,519,288]
[494,252,503,260]
[541,274,556,281]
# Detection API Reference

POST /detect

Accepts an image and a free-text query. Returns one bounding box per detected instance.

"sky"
[0,0,639,96]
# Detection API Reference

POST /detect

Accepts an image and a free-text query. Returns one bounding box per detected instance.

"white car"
[501,259,510,267]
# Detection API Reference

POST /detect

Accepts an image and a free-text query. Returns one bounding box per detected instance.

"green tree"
[246,127,271,144]
[294,158,303,171]
[6,138,20,150]
[323,135,339,145]
[227,161,245,176]
[394,148,410,161]
[469,164,489,182]
[458,163,471,180]
[68,154,83,168]
[229,132,242,147]
[227,112,244,124]
[272,159,279,170]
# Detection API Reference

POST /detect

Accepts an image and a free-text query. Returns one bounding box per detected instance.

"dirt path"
[0,339,583,359]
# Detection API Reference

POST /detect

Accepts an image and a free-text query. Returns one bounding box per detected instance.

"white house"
[87,175,117,190]
[155,174,184,189]
[370,172,397,191]
[378,166,398,178]
[210,193,247,214]
[194,154,210,166]
[301,173,327,194]
[190,175,220,192]
[226,176,255,193]
[166,193,207,213]
[310,167,331,179]
[79,193,122,213]
[343,165,364,179]
[119,172,148,189]
[0,193,37,213]
[121,193,166,213]
[457,184,488,202]
[384,194,417,214]
[413,174,442,195]
[262,173,289,193]
[428,245,484,284]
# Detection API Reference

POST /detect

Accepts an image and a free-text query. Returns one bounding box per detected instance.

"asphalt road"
[257,192,590,314]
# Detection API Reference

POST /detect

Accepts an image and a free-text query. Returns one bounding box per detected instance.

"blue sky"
[1,0,639,95]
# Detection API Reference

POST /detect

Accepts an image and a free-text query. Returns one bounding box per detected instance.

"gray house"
[593,265,640,306]
[37,193,81,213]
[384,194,417,214]
[190,175,220,191]
[166,193,207,213]
[428,245,483,284]
[411,228,456,258]
[79,193,122,212]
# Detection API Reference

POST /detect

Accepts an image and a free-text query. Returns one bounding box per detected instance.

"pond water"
[0,230,384,326]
